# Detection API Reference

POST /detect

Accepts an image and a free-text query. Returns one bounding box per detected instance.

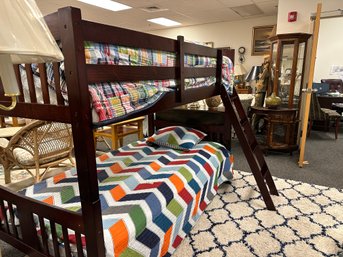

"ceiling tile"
[218,0,254,7]
[36,0,278,32]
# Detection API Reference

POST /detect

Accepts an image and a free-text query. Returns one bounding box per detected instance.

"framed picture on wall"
[251,25,275,56]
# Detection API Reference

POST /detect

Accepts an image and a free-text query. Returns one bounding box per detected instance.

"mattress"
[20,139,233,257]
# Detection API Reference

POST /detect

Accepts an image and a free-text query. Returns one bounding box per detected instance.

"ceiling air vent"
[141,6,168,13]
[231,4,263,17]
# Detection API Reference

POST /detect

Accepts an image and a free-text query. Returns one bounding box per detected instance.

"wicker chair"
[0,120,74,184]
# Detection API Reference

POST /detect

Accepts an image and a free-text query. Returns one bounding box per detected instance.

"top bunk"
[0,6,234,128]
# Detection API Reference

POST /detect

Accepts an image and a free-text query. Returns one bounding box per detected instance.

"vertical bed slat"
[62,226,72,257]
[13,65,25,102]
[39,217,50,255]
[50,221,61,257]
[38,63,51,104]
[52,63,65,105]
[0,201,9,233]
[7,203,18,238]
[75,232,85,257]
[25,64,37,103]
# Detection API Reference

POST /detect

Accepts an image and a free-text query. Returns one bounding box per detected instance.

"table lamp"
[234,64,246,88]
[0,0,64,111]
[245,66,262,94]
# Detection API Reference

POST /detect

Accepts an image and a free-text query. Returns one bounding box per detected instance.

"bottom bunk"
[2,127,233,257]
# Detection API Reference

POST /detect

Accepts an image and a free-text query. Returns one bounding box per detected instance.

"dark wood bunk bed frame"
[0,7,278,257]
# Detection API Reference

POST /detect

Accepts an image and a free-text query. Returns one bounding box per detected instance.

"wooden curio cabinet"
[269,33,311,108]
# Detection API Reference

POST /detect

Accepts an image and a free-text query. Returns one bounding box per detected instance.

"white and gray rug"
[174,171,343,257]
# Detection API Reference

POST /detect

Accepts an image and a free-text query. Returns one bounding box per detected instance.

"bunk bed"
[0,6,277,257]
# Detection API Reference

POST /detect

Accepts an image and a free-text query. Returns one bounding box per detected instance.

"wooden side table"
[249,106,299,154]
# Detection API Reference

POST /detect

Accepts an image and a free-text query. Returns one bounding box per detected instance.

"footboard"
[0,186,85,257]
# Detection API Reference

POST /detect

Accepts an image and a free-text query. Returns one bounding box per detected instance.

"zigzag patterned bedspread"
[20,140,233,257]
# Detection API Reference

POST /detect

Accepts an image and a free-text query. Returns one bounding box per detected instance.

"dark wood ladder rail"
[220,86,279,211]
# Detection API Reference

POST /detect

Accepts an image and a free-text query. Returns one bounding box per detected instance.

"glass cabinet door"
[270,42,278,95]
[293,42,306,106]
[278,42,295,107]
[268,33,310,109]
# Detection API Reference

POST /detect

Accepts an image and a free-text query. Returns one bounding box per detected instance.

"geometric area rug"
[173,171,343,257]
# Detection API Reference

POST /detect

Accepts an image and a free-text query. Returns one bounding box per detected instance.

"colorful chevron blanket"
[20,140,233,257]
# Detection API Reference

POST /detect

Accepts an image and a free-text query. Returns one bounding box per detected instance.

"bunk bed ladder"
[220,87,278,211]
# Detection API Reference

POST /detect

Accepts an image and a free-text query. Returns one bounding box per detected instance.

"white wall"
[277,0,343,82]
[314,17,343,82]
[277,0,343,34]
[148,15,277,72]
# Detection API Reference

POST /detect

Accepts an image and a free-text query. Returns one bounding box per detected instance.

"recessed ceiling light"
[78,0,131,12]
[147,17,181,27]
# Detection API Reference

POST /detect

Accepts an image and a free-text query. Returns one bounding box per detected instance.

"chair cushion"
[12,139,71,166]
[0,138,9,148]
[321,108,341,118]
[147,126,206,151]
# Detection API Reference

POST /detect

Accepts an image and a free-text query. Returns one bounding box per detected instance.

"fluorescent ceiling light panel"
[78,0,131,12]
[148,17,181,27]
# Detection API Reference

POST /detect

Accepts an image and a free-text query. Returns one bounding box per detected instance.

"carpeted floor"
[174,171,343,257]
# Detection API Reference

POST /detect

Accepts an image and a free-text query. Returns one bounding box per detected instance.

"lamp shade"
[0,0,64,96]
[234,64,246,76]
[245,66,262,82]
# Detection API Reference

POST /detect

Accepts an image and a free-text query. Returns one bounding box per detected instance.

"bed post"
[58,7,105,256]
[176,36,185,102]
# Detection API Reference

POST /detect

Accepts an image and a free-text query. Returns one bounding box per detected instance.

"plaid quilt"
[20,140,233,257]
[84,41,217,68]
[20,42,234,123]
[85,42,234,122]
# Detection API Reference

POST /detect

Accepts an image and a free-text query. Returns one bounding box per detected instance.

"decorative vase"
[265,92,281,109]
[205,96,222,108]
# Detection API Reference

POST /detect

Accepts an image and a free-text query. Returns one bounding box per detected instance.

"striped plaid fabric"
[20,140,233,257]
[84,41,217,68]
[20,42,234,123]
[222,56,234,95]
[88,82,162,121]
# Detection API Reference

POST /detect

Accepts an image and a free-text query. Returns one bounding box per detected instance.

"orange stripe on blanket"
[109,220,129,256]
[169,174,184,193]
[204,145,216,154]
[53,172,66,184]
[110,185,126,201]
[43,196,54,205]
[160,226,172,257]
[99,154,109,162]
[110,163,123,173]
[192,191,201,216]
[150,162,161,171]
